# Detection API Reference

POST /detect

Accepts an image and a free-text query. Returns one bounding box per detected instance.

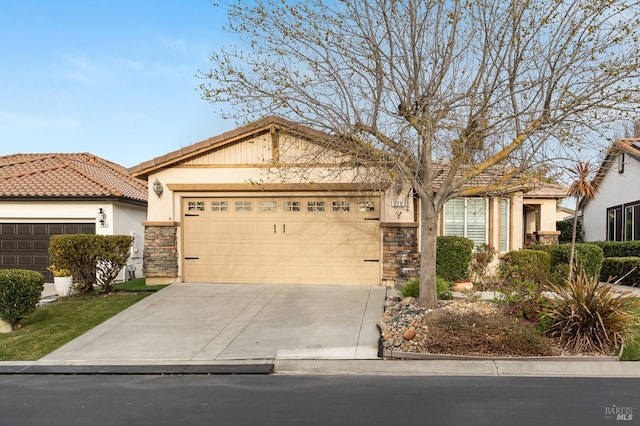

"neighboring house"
[129,117,566,286]
[556,205,575,222]
[582,138,640,242]
[0,153,148,281]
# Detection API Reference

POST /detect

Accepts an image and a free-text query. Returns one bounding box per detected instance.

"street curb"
[0,364,274,375]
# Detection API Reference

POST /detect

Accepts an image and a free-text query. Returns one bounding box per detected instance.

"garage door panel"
[33,241,48,250]
[1,256,16,266]
[182,197,380,285]
[2,240,16,250]
[1,222,96,280]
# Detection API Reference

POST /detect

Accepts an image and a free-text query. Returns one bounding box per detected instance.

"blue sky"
[0,1,236,168]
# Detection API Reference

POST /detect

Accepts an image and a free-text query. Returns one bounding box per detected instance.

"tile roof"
[129,116,566,199]
[0,153,148,202]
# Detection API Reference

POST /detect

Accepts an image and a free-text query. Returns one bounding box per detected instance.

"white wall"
[0,199,147,280]
[583,154,640,241]
[112,203,146,280]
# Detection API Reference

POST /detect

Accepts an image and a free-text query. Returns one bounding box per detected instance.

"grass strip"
[0,280,164,361]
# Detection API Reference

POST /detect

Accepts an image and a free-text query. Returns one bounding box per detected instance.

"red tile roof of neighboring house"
[0,153,148,203]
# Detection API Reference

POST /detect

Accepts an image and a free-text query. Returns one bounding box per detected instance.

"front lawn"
[621,305,640,361]
[0,280,166,361]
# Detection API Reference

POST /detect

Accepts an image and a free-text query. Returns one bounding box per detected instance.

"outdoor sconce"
[152,179,164,197]
[97,208,107,228]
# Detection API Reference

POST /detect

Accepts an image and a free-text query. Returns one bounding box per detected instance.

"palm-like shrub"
[543,269,640,354]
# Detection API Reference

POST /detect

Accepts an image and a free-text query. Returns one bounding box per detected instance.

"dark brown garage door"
[0,223,96,281]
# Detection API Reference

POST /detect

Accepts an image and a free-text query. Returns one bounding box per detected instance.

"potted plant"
[48,265,73,297]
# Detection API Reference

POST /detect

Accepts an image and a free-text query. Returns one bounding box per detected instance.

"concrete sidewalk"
[9,281,638,377]
[41,283,384,363]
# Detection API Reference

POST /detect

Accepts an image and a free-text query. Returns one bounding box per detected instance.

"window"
[285,201,301,212]
[607,206,622,241]
[307,201,325,212]
[618,152,625,174]
[499,198,510,253]
[211,201,228,212]
[235,201,252,212]
[259,201,276,212]
[332,201,350,212]
[623,202,640,241]
[358,201,375,212]
[443,198,488,247]
[187,201,205,211]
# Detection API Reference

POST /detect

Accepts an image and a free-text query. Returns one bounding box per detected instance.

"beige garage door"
[182,196,381,285]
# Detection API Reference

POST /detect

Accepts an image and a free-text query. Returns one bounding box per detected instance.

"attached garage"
[0,222,95,280]
[182,196,381,284]
[130,117,419,286]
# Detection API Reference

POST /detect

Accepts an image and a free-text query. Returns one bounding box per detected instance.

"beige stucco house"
[129,117,566,286]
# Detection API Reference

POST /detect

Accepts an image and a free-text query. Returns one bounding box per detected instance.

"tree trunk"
[568,197,580,282]
[418,199,439,308]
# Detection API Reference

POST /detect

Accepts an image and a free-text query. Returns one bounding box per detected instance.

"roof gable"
[590,138,640,193]
[129,116,330,177]
[0,153,148,202]
[129,116,566,199]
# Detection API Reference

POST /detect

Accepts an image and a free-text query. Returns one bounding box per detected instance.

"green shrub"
[549,263,571,287]
[436,277,453,300]
[557,220,582,244]
[0,269,45,330]
[600,257,640,287]
[436,236,474,282]
[543,270,640,354]
[399,278,419,298]
[591,241,640,258]
[497,250,551,323]
[399,277,453,300]
[531,243,604,281]
[499,249,551,285]
[95,235,134,293]
[50,234,133,294]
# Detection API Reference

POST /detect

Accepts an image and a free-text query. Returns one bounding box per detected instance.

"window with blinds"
[499,198,510,253]
[443,198,488,247]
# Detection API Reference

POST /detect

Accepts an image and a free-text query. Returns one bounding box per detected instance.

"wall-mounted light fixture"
[97,208,107,228]
[152,179,164,197]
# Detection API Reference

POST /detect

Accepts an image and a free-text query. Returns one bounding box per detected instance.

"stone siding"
[143,224,178,284]
[382,224,419,287]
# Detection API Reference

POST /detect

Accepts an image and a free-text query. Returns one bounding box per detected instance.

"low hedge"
[0,269,45,330]
[530,243,604,280]
[591,241,640,258]
[436,236,474,282]
[556,220,583,244]
[600,257,640,287]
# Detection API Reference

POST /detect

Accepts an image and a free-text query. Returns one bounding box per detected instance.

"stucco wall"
[0,200,147,280]
[146,167,415,225]
[583,154,640,241]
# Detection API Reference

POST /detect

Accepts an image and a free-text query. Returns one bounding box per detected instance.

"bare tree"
[201,0,640,307]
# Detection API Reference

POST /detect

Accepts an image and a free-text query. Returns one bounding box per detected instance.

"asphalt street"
[1,375,638,426]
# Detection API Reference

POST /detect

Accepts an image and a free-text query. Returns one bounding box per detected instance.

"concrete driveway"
[41,283,385,364]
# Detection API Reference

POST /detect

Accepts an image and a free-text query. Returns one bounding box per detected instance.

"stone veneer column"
[143,222,178,285]
[535,230,561,245]
[382,223,419,287]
